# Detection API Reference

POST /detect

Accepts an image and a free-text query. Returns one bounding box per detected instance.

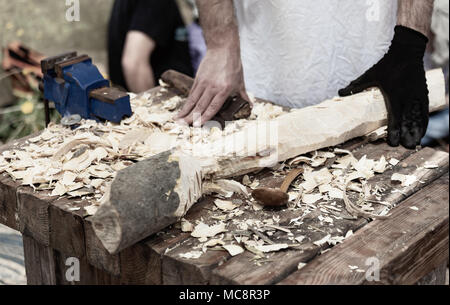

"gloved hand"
[339,26,429,149]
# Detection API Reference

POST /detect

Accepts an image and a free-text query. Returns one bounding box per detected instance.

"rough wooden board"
[119,241,159,285]
[209,146,448,285]
[17,188,56,247]
[84,217,121,276]
[278,174,449,285]
[49,198,86,258]
[143,227,192,285]
[22,234,56,285]
[0,174,20,230]
[163,245,229,285]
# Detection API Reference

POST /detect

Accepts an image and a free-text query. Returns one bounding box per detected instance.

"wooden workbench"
[0,96,448,286]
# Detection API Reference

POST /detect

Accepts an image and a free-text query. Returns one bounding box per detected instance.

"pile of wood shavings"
[0,88,286,209]
[175,147,424,262]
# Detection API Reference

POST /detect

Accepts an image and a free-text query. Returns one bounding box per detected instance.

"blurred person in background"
[108,0,193,93]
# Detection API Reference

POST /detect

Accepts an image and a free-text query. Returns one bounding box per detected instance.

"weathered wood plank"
[0,174,20,230]
[22,235,57,285]
[17,188,56,246]
[277,174,449,285]
[84,217,121,276]
[48,198,87,258]
[210,146,448,285]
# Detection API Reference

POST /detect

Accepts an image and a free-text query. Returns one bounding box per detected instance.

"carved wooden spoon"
[251,168,304,207]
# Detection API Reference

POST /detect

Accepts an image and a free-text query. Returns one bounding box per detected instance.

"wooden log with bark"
[92,69,447,254]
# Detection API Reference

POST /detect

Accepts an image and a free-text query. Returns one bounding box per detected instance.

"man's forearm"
[196,0,239,50]
[397,0,434,37]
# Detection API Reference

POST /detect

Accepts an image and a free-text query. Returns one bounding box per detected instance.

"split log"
[92,69,446,254]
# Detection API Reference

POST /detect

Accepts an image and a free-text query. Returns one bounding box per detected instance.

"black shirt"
[108,0,193,91]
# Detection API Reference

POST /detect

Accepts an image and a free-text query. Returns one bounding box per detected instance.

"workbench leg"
[22,235,57,285]
[22,235,120,285]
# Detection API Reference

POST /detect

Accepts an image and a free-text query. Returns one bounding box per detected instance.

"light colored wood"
[94,69,446,254]
[277,174,449,285]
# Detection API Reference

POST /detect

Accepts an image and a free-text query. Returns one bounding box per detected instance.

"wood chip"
[253,244,289,253]
[214,199,238,211]
[222,245,245,256]
[389,158,400,166]
[391,173,417,187]
[84,205,98,216]
[313,234,331,246]
[191,222,227,239]
[181,219,194,232]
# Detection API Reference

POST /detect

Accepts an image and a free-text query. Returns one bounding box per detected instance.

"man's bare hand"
[175,0,248,126]
[175,47,248,126]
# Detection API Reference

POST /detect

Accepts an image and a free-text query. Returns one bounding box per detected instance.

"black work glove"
[339,26,429,149]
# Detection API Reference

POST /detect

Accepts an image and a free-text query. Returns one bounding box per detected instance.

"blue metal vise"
[41,52,132,124]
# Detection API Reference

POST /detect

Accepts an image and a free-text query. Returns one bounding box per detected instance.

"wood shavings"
[214,199,238,211]
[162,96,183,111]
[181,219,194,232]
[365,126,387,142]
[295,236,306,243]
[118,129,152,150]
[251,201,264,211]
[143,132,177,155]
[389,158,400,166]
[51,182,67,197]
[373,156,388,174]
[0,92,286,208]
[313,234,331,246]
[242,175,251,186]
[214,179,249,197]
[302,193,323,205]
[84,205,98,216]
[328,188,344,199]
[391,173,417,187]
[342,181,387,219]
[249,180,260,189]
[202,181,233,198]
[191,222,227,239]
[253,244,289,253]
[222,244,245,256]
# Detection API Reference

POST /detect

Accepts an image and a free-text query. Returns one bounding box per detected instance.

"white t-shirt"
[234,0,398,108]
